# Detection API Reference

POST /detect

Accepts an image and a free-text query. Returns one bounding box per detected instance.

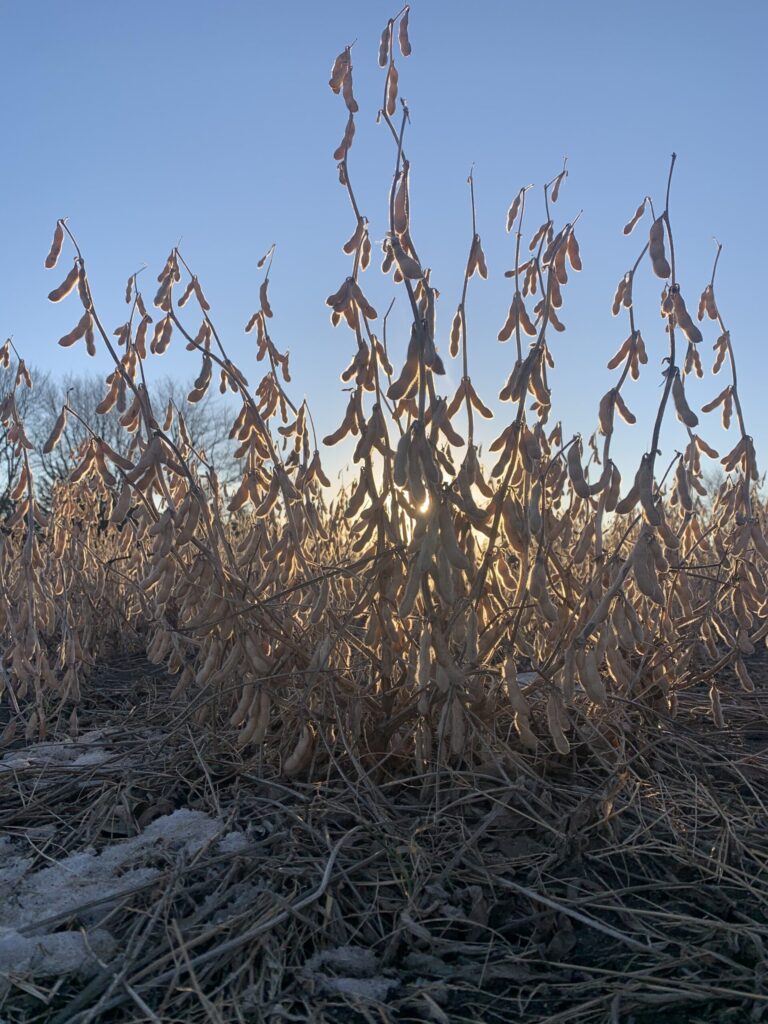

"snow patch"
[217,830,251,855]
[0,927,115,978]
[0,809,246,986]
[0,731,118,772]
[302,945,399,1004]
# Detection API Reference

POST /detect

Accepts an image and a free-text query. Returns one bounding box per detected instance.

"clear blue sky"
[1,0,765,483]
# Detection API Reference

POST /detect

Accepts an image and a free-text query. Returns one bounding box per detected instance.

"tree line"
[0,365,235,514]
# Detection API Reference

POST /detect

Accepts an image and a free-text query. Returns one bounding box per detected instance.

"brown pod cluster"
[684,342,703,378]
[648,217,671,278]
[614,391,636,425]
[342,66,358,113]
[497,292,536,341]
[615,478,641,517]
[528,555,558,623]
[671,371,699,427]
[48,263,79,303]
[45,220,65,269]
[385,63,399,116]
[398,7,412,56]
[550,169,566,204]
[329,48,351,93]
[449,307,462,358]
[623,198,647,235]
[566,439,591,499]
[575,647,607,704]
[636,456,661,526]
[260,278,273,318]
[671,290,703,344]
[42,406,68,454]
[631,528,665,605]
[505,191,522,233]
[697,284,719,322]
[611,276,631,316]
[58,311,92,349]
[333,114,355,162]
[378,20,392,66]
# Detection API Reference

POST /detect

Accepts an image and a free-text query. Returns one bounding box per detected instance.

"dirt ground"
[2,652,768,1024]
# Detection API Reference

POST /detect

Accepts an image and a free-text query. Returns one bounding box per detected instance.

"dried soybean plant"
[0,9,765,775]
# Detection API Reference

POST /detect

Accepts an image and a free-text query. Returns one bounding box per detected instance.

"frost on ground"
[0,928,116,982]
[0,782,247,988]
[300,946,400,1004]
[0,730,120,772]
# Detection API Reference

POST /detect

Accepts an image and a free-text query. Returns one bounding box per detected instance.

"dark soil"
[2,651,768,1023]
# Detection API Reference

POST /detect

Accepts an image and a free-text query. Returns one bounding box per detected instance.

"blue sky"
[1,0,765,483]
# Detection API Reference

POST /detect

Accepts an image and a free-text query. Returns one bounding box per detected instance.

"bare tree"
[0,361,53,514]
[33,373,236,504]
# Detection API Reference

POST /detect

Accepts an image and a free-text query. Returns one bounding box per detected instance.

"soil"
[2,650,768,1023]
